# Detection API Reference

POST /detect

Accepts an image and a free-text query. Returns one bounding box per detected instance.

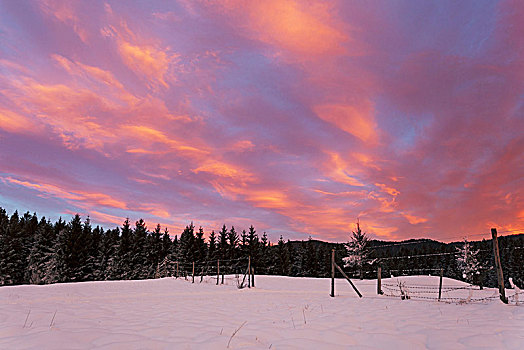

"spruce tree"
[131,218,149,279]
[343,221,370,279]
[207,230,217,260]
[218,225,229,260]
[179,223,195,265]
[228,226,239,260]
[27,218,55,284]
[456,239,481,284]
[194,226,207,263]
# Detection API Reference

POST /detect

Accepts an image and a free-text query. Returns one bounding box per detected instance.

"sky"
[0,0,522,243]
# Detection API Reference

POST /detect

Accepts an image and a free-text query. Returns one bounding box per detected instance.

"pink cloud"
[0,0,522,243]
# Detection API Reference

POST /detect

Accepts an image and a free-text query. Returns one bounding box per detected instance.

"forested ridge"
[1,207,522,288]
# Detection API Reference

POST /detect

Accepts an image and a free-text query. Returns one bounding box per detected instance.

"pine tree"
[0,211,25,285]
[240,229,248,256]
[27,218,55,284]
[149,224,163,277]
[112,218,133,280]
[207,230,217,260]
[52,214,87,282]
[194,226,207,263]
[343,221,369,279]
[228,226,239,260]
[247,225,259,261]
[456,239,481,284]
[276,236,290,275]
[100,227,119,280]
[179,223,195,265]
[131,218,150,279]
[218,225,229,260]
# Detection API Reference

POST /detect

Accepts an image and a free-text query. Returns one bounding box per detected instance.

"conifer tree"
[131,219,150,279]
[276,236,290,275]
[228,226,239,260]
[27,217,55,284]
[247,225,258,260]
[0,211,25,285]
[218,225,229,260]
[456,239,481,284]
[194,226,207,263]
[207,230,217,260]
[343,221,370,279]
[179,223,195,265]
[241,229,248,256]
[112,218,132,279]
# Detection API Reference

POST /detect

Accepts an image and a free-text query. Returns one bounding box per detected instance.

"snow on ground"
[1,275,523,349]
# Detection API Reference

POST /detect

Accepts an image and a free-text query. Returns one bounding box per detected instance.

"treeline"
[1,207,522,288]
[0,208,337,286]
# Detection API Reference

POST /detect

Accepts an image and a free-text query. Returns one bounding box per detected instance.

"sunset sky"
[0,0,522,242]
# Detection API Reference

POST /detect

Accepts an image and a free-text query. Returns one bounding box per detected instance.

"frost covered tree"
[343,221,369,279]
[456,239,481,284]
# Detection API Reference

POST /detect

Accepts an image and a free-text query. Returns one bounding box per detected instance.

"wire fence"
[158,257,253,288]
[379,279,523,304]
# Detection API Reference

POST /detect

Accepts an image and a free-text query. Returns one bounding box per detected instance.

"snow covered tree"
[343,221,369,279]
[27,218,56,284]
[456,238,481,284]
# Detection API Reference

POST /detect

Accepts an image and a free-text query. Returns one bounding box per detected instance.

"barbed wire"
[367,246,524,262]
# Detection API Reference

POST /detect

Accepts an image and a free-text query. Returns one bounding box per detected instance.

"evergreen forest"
[1,207,522,288]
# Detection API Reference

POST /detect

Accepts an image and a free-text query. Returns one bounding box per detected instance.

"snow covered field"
[1,275,523,349]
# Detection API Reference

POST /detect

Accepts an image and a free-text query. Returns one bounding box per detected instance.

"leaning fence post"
[217,260,220,285]
[251,266,255,288]
[491,228,508,304]
[330,249,335,297]
[438,268,443,301]
[192,262,195,283]
[377,267,382,295]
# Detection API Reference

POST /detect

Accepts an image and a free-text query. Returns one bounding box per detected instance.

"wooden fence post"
[334,263,362,298]
[377,267,382,295]
[251,267,255,288]
[491,228,508,304]
[221,268,224,284]
[438,268,443,301]
[192,262,195,283]
[248,256,251,288]
[330,249,335,297]
[217,260,220,285]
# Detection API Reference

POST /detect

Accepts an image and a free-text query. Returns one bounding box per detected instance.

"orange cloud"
[0,109,39,134]
[402,213,428,225]
[3,176,127,210]
[218,0,346,57]
[375,183,400,197]
[118,41,172,89]
[193,159,254,181]
[314,102,377,143]
[122,125,207,155]
[324,152,365,187]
